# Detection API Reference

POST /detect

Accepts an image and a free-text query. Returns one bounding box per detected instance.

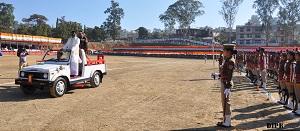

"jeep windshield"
[42,50,70,62]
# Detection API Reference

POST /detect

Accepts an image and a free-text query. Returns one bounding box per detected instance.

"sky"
[2,0,259,31]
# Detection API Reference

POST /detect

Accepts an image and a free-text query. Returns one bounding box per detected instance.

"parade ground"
[0,55,300,130]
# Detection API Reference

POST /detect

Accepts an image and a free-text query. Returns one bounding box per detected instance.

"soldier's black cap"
[281,52,287,57]
[287,50,295,57]
[259,48,265,52]
[223,44,235,51]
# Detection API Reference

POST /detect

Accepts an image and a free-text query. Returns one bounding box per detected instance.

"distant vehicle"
[89,50,102,55]
[15,49,107,97]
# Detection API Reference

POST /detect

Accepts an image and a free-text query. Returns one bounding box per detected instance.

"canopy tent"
[0,32,62,50]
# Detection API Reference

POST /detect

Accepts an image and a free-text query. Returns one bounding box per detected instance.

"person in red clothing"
[293,49,300,115]
[284,50,296,110]
[278,52,287,105]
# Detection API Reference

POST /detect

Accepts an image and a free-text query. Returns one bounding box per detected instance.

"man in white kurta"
[62,31,81,76]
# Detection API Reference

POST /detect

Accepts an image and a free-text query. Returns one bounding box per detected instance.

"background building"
[276,25,297,46]
[236,22,265,45]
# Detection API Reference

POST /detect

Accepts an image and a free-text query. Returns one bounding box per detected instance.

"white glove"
[224,88,230,98]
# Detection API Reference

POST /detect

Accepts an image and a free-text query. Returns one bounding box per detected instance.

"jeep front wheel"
[20,85,36,95]
[90,71,101,88]
[50,77,67,98]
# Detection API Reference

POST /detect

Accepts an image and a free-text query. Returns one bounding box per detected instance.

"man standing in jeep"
[62,31,81,77]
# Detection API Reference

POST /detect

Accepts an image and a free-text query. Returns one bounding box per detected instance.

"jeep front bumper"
[15,78,54,87]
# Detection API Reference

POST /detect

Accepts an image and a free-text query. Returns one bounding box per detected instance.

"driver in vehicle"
[56,51,63,61]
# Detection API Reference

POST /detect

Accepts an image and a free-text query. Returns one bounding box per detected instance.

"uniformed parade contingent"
[215,46,300,127]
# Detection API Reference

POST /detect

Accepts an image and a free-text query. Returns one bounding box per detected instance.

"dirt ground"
[0,55,300,130]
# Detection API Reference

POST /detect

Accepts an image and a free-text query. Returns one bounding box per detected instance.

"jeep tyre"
[90,71,101,88]
[50,77,67,97]
[20,85,36,94]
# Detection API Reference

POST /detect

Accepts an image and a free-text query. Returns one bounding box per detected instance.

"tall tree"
[277,0,300,45]
[219,0,244,44]
[0,2,15,33]
[248,15,261,25]
[137,27,149,39]
[253,0,279,46]
[159,0,205,38]
[159,11,176,32]
[17,23,29,34]
[216,31,229,44]
[103,0,124,41]
[22,14,51,36]
[53,16,83,42]
[22,14,48,26]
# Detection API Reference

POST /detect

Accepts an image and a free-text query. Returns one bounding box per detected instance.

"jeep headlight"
[20,72,25,77]
[43,73,48,79]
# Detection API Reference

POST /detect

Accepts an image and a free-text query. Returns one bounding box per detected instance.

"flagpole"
[212,35,215,74]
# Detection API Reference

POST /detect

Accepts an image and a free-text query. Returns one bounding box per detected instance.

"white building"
[236,22,266,45]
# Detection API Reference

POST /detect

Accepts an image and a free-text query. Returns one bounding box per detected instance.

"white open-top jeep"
[15,49,106,97]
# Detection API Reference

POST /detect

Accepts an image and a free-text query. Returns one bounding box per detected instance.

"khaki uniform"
[218,54,223,73]
[221,57,234,115]
[284,57,296,110]
[217,44,236,127]
[294,60,300,108]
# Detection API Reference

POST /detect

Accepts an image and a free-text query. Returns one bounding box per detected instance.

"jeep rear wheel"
[90,71,101,88]
[50,77,67,98]
[20,85,36,95]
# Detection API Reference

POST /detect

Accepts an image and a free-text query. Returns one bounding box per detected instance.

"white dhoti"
[62,37,81,76]
[70,54,79,76]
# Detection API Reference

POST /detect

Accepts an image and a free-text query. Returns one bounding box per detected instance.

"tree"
[159,0,205,38]
[216,31,228,44]
[85,26,107,42]
[219,0,244,44]
[137,27,149,39]
[0,2,15,33]
[103,0,124,41]
[152,32,163,39]
[159,11,176,32]
[54,16,83,42]
[22,14,48,26]
[248,15,261,25]
[17,23,29,34]
[277,0,300,45]
[253,0,279,46]
[22,14,51,36]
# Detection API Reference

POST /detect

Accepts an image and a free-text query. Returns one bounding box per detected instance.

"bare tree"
[277,0,300,45]
[253,0,279,46]
[159,0,205,38]
[219,0,244,44]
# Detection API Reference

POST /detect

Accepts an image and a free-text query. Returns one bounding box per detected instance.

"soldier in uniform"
[259,48,267,89]
[218,50,224,73]
[284,50,296,110]
[217,44,237,127]
[78,31,88,53]
[254,49,260,85]
[274,52,281,82]
[278,51,287,104]
[236,52,244,73]
[293,49,300,115]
